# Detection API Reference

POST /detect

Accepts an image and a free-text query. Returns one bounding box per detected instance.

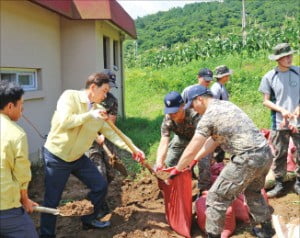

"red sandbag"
[232,194,250,223]
[287,139,296,172]
[261,188,269,204]
[158,167,192,238]
[210,162,225,184]
[196,192,236,238]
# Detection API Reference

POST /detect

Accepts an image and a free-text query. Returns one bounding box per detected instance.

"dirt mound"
[58,199,94,216]
[29,167,300,238]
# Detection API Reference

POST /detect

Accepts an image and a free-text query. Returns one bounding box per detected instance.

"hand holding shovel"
[105,120,168,180]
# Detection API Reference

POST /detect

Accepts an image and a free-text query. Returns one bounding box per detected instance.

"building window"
[103,36,110,69]
[0,68,38,91]
[113,40,119,68]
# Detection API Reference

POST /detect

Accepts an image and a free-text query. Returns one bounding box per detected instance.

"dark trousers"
[40,148,108,237]
[0,207,38,238]
[270,129,300,178]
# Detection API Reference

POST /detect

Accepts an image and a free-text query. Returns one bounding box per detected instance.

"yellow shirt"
[0,114,31,210]
[45,90,135,162]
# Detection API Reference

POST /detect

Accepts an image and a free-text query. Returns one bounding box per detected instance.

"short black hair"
[0,80,24,110]
[85,73,110,89]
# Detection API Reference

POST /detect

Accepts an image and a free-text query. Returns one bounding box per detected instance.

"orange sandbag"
[232,194,250,223]
[196,191,236,238]
[158,167,192,238]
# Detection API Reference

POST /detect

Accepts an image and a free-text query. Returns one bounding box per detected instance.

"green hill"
[130,0,299,52]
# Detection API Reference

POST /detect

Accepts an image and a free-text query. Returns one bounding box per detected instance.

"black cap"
[102,69,117,88]
[198,68,213,81]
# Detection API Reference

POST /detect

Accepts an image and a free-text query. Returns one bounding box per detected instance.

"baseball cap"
[164,91,184,114]
[184,85,212,109]
[198,68,213,81]
[102,69,118,88]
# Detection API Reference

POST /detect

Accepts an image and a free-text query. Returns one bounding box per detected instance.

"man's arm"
[20,190,38,213]
[262,93,292,119]
[195,137,219,160]
[155,136,170,168]
[176,133,208,171]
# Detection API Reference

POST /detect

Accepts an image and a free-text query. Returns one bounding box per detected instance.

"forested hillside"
[128,0,299,52]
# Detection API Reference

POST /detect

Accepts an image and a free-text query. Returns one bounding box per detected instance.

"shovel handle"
[105,120,155,174]
[33,206,59,215]
[102,142,114,158]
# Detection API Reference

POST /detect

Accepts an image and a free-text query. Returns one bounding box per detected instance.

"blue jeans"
[40,148,108,237]
[0,207,38,238]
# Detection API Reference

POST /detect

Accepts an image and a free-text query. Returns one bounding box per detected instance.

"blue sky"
[117,0,206,19]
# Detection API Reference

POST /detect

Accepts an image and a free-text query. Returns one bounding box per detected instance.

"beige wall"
[0,1,62,163]
[61,19,124,115]
[1,1,127,163]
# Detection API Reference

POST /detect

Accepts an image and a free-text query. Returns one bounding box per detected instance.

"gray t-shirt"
[181,84,197,103]
[210,82,229,100]
[196,100,267,155]
[258,66,300,129]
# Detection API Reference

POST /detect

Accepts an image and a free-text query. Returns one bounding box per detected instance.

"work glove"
[165,167,181,185]
[90,109,108,120]
[153,163,164,172]
[189,159,198,170]
[132,150,145,163]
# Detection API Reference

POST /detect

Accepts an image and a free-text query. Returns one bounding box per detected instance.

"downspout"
[120,34,125,119]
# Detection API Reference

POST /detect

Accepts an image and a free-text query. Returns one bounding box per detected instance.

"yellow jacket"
[0,114,31,210]
[45,90,135,162]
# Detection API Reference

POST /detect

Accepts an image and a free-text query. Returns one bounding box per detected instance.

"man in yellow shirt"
[40,73,145,237]
[0,80,38,237]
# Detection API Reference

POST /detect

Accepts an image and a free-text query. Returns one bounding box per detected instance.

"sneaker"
[82,219,111,230]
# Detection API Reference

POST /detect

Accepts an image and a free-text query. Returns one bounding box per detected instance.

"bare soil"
[29,167,300,238]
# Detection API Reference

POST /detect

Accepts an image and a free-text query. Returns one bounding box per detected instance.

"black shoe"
[82,219,111,230]
[252,221,275,238]
[207,233,221,238]
[294,177,300,195]
[267,177,284,198]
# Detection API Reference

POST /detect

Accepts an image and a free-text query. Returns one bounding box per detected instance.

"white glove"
[90,109,105,119]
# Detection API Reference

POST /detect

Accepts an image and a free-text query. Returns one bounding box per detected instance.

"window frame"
[0,68,38,91]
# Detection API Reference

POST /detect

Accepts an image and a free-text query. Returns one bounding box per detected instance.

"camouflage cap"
[214,65,233,78]
[268,43,295,61]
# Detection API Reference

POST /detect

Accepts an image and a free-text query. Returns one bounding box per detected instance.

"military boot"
[252,221,275,238]
[267,177,284,198]
[207,233,221,238]
[294,177,300,195]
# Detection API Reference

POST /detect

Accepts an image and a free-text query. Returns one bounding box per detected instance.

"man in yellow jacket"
[0,80,39,237]
[40,73,145,237]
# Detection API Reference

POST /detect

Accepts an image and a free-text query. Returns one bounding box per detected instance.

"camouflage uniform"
[87,92,118,183]
[195,100,273,236]
[161,109,211,191]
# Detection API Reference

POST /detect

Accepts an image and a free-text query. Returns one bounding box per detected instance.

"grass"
[117,51,299,174]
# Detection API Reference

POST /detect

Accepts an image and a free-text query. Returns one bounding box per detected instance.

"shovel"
[105,120,168,180]
[33,206,88,217]
[33,199,94,216]
[102,141,128,177]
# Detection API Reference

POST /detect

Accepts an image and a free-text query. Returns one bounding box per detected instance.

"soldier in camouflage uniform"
[173,85,275,238]
[154,91,211,192]
[87,69,119,218]
[259,43,300,197]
